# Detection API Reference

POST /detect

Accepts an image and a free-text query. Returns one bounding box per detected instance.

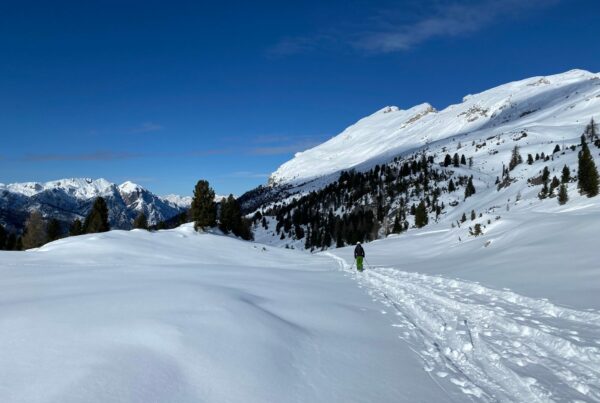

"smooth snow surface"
[0,225,450,403]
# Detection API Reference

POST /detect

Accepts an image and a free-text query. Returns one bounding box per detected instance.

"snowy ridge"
[270,69,600,185]
[0,178,189,229]
[0,178,115,199]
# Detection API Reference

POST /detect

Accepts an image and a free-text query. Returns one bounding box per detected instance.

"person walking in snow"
[354,242,365,272]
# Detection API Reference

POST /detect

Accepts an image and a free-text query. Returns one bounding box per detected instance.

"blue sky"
[1,0,599,196]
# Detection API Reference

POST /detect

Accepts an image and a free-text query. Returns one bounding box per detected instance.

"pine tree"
[464,176,476,199]
[448,179,456,192]
[460,154,467,165]
[553,144,561,154]
[561,165,571,183]
[578,137,600,197]
[46,218,62,242]
[414,201,428,228]
[190,180,216,230]
[585,118,598,142]
[219,195,252,240]
[539,182,549,199]
[527,154,534,165]
[22,211,47,249]
[69,219,83,236]
[558,184,568,205]
[392,214,402,233]
[133,212,149,230]
[509,145,523,171]
[542,166,550,184]
[453,153,460,167]
[15,236,22,251]
[5,233,16,250]
[460,213,467,223]
[444,154,452,167]
[550,176,560,195]
[470,210,476,221]
[0,224,6,250]
[84,197,110,233]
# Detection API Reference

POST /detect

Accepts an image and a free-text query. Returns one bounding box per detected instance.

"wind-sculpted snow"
[0,224,450,403]
[328,255,600,402]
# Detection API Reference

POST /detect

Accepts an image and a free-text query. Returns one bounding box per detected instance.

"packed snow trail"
[327,254,600,402]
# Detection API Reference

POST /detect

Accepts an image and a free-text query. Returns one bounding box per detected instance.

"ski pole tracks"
[327,254,600,403]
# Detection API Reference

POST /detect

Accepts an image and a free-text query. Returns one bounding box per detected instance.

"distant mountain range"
[0,178,191,232]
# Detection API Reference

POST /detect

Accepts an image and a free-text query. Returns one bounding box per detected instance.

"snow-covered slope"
[0,178,189,230]
[270,69,600,185]
[0,225,450,403]
[326,198,600,402]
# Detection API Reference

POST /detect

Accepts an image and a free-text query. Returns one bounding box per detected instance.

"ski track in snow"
[326,254,600,403]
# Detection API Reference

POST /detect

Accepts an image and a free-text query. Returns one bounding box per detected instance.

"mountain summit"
[0,178,190,231]
[270,69,600,186]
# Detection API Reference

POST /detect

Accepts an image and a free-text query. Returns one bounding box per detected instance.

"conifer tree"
[527,154,534,165]
[0,224,6,250]
[444,154,452,167]
[558,184,568,205]
[5,233,16,250]
[509,145,523,171]
[191,180,217,230]
[542,166,550,184]
[553,144,561,154]
[219,195,252,240]
[392,214,403,233]
[414,201,428,228]
[460,212,467,223]
[46,218,62,242]
[550,176,560,195]
[22,211,47,249]
[470,210,476,221]
[578,137,599,197]
[464,176,476,199]
[133,212,149,230]
[561,165,571,183]
[69,219,83,236]
[453,153,460,167]
[15,236,22,251]
[448,179,456,192]
[460,154,466,165]
[84,197,110,233]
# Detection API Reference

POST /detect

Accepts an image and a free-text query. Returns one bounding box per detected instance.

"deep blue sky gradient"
[1,0,600,196]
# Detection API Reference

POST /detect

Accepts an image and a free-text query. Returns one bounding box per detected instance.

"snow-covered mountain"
[0,178,190,231]
[270,69,600,186]
[242,69,600,250]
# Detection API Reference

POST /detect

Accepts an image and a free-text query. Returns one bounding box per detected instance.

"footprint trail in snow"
[327,254,600,402]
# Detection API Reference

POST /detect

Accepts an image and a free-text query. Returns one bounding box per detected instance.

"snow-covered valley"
[2,69,600,402]
[1,197,599,402]
[0,225,448,403]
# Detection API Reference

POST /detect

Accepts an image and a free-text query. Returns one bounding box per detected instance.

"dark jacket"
[354,244,365,258]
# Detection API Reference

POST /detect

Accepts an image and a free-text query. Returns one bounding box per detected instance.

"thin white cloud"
[130,122,164,134]
[269,0,560,55]
[356,0,559,53]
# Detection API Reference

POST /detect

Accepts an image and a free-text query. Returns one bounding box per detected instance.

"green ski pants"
[356,256,364,271]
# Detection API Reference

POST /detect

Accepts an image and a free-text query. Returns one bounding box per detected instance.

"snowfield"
[2,203,599,402]
[0,224,450,403]
[327,199,600,402]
